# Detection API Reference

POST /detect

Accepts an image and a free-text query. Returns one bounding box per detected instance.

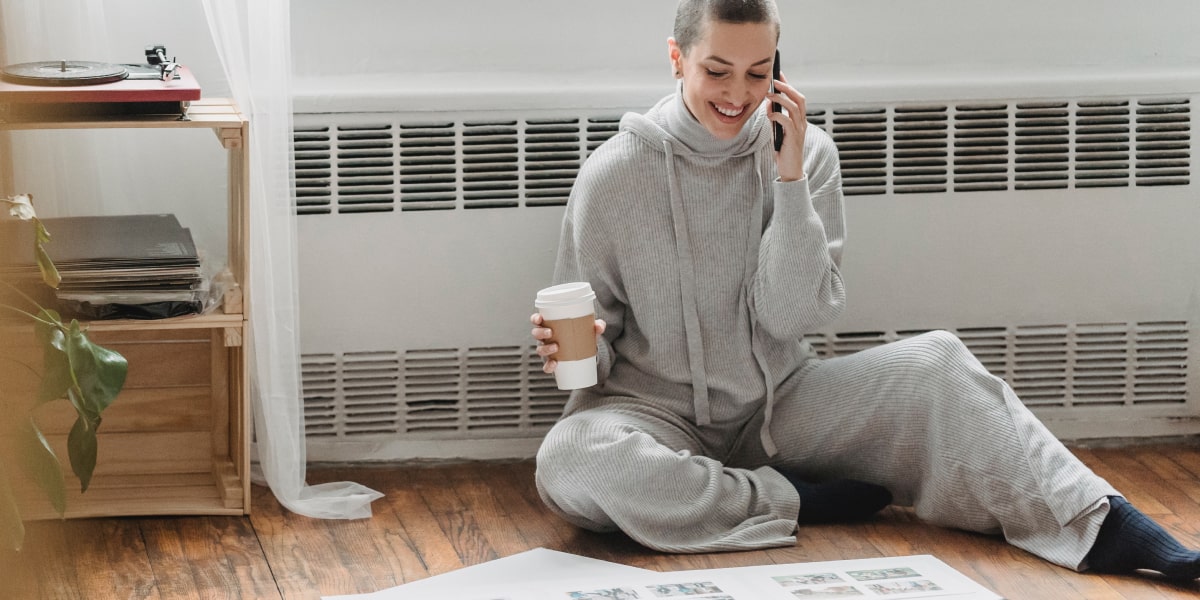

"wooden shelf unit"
[0,97,251,519]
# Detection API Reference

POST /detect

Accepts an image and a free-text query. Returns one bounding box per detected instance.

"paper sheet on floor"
[324,551,1003,600]
[321,547,652,599]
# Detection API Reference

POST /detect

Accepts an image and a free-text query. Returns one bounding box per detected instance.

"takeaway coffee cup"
[535,282,598,390]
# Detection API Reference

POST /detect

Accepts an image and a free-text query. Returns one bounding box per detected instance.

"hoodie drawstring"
[663,140,712,426]
[745,149,779,456]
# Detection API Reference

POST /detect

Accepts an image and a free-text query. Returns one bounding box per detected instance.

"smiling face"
[669,19,777,140]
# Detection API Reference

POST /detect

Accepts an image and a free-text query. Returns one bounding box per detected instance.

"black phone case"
[772,50,783,151]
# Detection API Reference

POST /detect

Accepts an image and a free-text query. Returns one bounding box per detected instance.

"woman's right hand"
[767,73,809,182]
[530,313,606,374]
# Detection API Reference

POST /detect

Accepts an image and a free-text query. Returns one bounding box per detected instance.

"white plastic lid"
[535,281,596,308]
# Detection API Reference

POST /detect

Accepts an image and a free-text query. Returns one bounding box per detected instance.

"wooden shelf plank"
[15,459,246,520]
[0,311,244,334]
[0,96,245,130]
[82,310,245,333]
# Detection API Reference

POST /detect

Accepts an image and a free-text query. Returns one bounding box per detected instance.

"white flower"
[6,194,36,220]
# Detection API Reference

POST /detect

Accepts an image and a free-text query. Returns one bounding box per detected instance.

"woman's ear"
[667,37,683,78]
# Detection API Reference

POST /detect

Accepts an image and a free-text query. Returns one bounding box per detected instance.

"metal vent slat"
[893,106,948,194]
[342,352,401,435]
[527,348,570,428]
[1074,100,1131,188]
[337,125,395,213]
[399,122,456,211]
[1014,102,1069,190]
[831,330,888,356]
[404,348,461,433]
[1012,325,1069,407]
[1133,322,1189,404]
[465,347,523,431]
[803,333,833,359]
[830,108,887,196]
[1070,323,1129,406]
[954,104,1010,192]
[1136,99,1191,186]
[524,118,582,207]
[302,319,1189,443]
[957,327,1008,378]
[295,94,1190,213]
[301,353,338,437]
[293,127,333,215]
[462,120,519,209]
[300,345,571,439]
[586,117,622,155]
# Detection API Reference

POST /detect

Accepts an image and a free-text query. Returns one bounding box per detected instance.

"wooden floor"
[3,443,1200,599]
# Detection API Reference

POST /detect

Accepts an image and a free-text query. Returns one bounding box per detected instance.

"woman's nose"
[722,80,750,103]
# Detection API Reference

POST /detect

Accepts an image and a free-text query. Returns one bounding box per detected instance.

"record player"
[0,45,202,122]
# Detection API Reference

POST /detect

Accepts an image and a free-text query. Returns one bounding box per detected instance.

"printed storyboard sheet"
[441,554,1002,600]
[323,548,651,599]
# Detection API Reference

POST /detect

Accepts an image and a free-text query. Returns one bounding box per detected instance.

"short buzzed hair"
[674,0,781,55]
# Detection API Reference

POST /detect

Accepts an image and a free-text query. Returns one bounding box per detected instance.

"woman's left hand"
[767,73,807,182]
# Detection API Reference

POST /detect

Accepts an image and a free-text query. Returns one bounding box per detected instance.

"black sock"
[1085,496,1200,580]
[778,471,892,524]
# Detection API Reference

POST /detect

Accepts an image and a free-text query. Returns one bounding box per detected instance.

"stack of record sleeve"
[0,214,204,320]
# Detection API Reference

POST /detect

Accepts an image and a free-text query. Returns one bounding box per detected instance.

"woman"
[530,0,1200,580]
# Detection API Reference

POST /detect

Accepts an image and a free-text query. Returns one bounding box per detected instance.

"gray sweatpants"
[535,331,1119,569]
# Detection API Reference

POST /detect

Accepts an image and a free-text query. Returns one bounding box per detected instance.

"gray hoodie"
[553,89,846,456]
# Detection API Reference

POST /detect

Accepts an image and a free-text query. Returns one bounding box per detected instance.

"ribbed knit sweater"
[540,89,1119,562]
[553,90,846,455]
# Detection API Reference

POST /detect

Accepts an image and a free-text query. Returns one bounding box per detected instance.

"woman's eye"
[706,70,728,78]
[749,73,768,80]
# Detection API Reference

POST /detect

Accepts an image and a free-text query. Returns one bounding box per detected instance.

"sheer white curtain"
[0,1,137,219]
[1,0,381,519]
[200,0,381,518]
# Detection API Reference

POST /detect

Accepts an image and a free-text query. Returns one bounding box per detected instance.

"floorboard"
[3,443,1200,599]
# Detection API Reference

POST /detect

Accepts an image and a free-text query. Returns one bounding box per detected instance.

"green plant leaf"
[32,308,63,348]
[17,418,66,516]
[67,414,100,493]
[34,216,50,243]
[64,320,127,420]
[34,311,71,405]
[0,463,25,552]
[33,218,61,290]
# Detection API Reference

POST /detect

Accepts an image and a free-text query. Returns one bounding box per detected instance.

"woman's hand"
[531,313,606,374]
[767,73,808,182]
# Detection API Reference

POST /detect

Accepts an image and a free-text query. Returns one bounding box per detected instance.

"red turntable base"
[0,66,202,121]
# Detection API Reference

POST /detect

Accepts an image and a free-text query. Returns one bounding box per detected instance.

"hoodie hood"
[620,86,773,163]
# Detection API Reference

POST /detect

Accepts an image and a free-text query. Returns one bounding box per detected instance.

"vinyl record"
[1,60,129,86]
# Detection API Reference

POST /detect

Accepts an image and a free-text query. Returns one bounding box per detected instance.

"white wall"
[289,0,1200,103]
[15,0,1196,115]
[292,0,1200,75]
[2,0,231,265]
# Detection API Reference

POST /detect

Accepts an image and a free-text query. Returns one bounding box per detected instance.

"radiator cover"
[294,84,1198,462]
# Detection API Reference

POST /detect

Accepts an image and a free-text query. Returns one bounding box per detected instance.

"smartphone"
[771,50,783,151]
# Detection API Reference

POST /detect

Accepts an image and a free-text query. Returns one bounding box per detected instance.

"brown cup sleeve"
[544,315,597,362]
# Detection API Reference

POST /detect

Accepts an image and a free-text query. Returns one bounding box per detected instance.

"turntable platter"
[2,61,129,86]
